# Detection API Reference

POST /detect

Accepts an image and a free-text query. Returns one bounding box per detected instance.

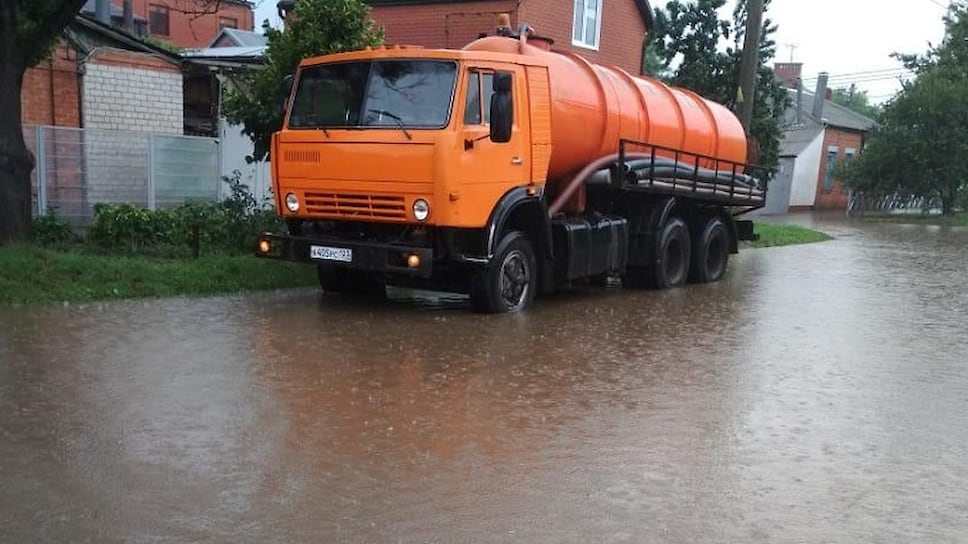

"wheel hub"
[499,250,530,309]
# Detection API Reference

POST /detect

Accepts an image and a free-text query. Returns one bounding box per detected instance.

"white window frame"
[572,0,603,50]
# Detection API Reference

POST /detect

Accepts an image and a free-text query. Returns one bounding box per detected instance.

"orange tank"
[463,37,747,181]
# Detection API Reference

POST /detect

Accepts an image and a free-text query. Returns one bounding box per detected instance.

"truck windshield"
[288,60,457,129]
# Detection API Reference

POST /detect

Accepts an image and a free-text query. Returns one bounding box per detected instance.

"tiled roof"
[783,88,877,132]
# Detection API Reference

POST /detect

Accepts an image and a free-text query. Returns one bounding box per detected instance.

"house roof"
[80,0,147,22]
[68,14,182,62]
[207,28,268,48]
[784,88,877,132]
[361,0,655,30]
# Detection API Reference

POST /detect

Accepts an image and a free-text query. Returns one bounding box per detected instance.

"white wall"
[219,119,272,204]
[789,129,825,208]
[83,61,183,134]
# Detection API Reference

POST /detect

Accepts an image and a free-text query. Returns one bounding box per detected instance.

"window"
[822,147,838,194]
[572,0,603,49]
[289,60,458,129]
[462,70,495,125]
[149,4,170,36]
[219,17,238,29]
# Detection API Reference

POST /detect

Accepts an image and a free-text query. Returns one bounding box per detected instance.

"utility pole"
[735,0,764,132]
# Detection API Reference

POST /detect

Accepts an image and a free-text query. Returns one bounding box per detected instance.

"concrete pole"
[736,0,764,132]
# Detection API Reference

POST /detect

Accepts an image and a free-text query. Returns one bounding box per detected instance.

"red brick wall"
[519,0,646,74]
[369,0,647,74]
[131,0,255,48]
[21,43,81,127]
[370,1,519,50]
[814,128,864,209]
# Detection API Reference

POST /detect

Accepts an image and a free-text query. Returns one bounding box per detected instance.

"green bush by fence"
[36,172,284,256]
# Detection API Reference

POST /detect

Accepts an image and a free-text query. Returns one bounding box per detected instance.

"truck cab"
[262,47,553,311]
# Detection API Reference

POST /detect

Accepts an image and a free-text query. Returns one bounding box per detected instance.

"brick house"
[21,15,187,219]
[82,0,255,48]
[359,0,653,75]
[764,70,877,214]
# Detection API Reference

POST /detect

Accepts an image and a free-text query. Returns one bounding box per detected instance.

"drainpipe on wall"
[123,0,134,33]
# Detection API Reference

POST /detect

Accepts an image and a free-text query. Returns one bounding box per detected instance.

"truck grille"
[304,192,407,220]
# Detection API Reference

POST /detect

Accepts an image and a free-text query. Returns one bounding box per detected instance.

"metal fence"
[847,192,943,216]
[25,125,221,223]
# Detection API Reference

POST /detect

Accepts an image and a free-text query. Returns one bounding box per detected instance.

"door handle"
[511,157,524,166]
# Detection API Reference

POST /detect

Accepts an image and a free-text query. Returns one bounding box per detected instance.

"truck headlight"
[285,192,300,212]
[413,199,430,221]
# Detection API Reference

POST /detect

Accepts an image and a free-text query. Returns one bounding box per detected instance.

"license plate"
[310,245,352,262]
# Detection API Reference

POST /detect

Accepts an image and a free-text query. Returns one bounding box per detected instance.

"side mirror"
[278,73,295,112]
[489,72,513,143]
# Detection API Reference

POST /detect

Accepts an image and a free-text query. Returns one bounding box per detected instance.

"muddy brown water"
[2,217,967,542]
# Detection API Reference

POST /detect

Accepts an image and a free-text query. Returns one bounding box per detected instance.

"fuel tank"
[463,37,748,180]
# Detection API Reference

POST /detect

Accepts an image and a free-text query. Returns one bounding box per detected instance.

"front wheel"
[469,231,537,313]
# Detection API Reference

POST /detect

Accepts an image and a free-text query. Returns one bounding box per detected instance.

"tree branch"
[18,0,88,47]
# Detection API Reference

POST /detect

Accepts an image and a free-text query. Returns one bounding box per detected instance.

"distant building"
[764,65,877,214]
[81,0,255,49]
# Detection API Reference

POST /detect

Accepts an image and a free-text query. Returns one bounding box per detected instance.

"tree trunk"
[0,15,34,244]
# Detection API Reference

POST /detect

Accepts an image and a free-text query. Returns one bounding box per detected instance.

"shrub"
[86,173,283,256]
[32,212,78,247]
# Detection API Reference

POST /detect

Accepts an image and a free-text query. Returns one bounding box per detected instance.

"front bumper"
[256,232,434,278]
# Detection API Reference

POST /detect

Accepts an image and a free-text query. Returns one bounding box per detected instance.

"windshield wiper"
[367,109,412,140]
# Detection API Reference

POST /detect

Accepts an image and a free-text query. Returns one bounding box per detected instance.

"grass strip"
[749,223,833,248]
[0,245,317,306]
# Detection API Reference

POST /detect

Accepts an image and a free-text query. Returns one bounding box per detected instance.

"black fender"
[484,186,553,261]
[647,197,679,236]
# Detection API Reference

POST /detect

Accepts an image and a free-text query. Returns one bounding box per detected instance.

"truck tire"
[622,216,691,290]
[653,216,691,289]
[688,216,729,283]
[317,265,386,298]
[469,230,537,313]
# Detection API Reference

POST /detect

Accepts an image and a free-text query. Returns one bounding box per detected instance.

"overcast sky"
[251,0,952,103]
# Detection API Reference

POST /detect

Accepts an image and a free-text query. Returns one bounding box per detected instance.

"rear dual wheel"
[688,216,729,284]
[622,217,691,290]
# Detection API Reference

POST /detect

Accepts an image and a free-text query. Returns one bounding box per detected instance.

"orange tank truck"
[257,24,765,313]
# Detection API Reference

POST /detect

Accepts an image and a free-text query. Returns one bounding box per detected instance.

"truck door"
[458,65,531,190]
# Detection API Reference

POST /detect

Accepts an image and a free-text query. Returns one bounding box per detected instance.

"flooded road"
[2,217,967,542]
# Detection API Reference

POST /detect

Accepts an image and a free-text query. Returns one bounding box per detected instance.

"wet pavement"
[2,216,967,543]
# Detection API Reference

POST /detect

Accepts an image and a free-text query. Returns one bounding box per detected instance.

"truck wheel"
[621,216,691,290]
[688,216,729,283]
[653,217,691,289]
[317,265,386,298]
[469,231,536,313]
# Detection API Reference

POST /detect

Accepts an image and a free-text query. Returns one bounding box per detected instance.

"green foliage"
[87,172,284,255]
[650,0,790,176]
[31,211,79,247]
[831,85,881,120]
[846,2,968,215]
[222,0,384,161]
